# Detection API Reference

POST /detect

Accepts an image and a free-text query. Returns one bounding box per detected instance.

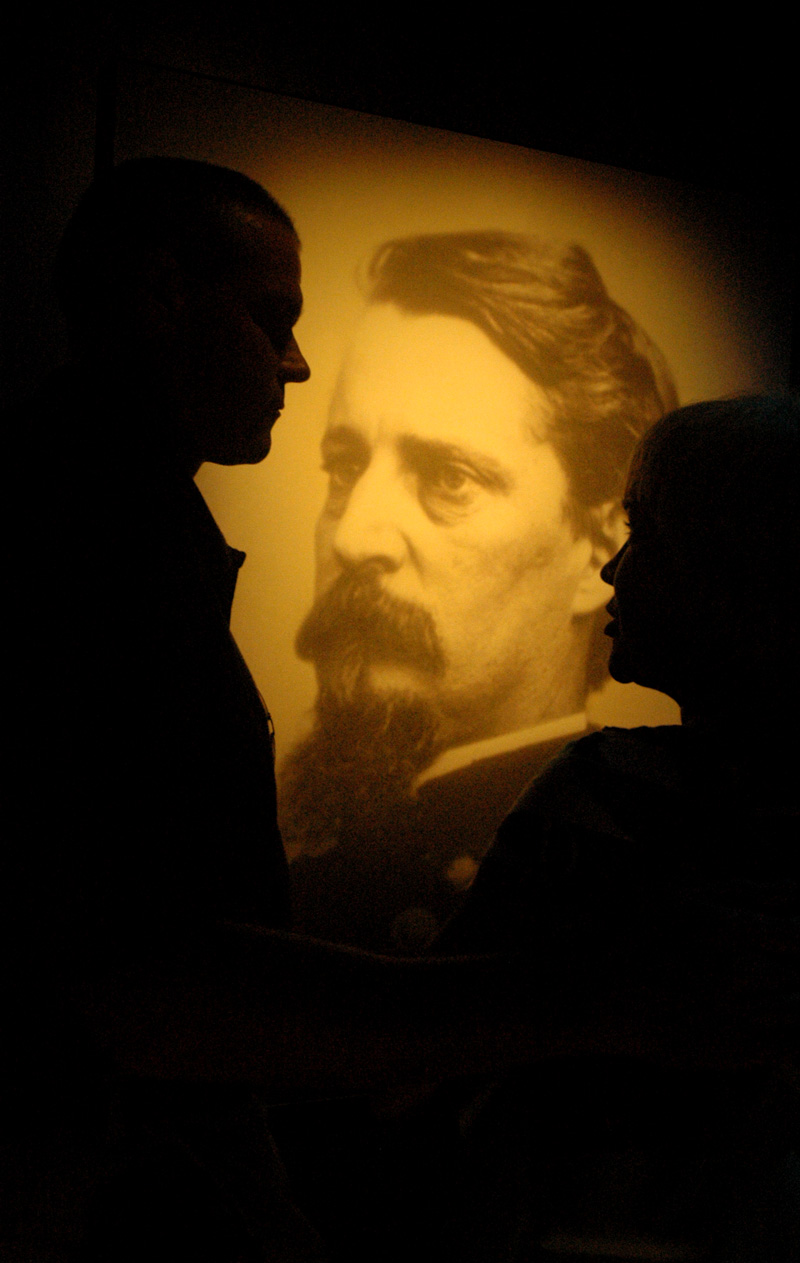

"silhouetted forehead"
[226,214,303,313]
[627,416,681,484]
[626,418,729,563]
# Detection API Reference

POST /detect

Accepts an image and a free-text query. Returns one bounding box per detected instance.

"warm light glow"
[116,70,787,747]
[115,65,790,944]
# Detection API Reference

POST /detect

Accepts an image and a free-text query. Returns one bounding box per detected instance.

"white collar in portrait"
[415,712,587,789]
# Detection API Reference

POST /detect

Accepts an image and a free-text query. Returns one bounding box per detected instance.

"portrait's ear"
[570,500,628,616]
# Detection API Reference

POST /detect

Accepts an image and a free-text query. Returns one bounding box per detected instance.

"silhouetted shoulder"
[439,723,797,966]
[499,726,686,843]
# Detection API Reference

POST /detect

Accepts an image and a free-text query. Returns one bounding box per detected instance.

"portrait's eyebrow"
[321,424,370,459]
[399,436,513,492]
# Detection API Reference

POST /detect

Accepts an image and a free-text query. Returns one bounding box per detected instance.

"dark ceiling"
[123,14,798,198]
[13,9,799,195]
[5,9,797,394]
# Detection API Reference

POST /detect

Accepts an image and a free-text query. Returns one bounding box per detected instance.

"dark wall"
[5,12,798,404]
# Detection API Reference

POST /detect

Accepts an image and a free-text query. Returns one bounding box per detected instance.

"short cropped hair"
[55,157,295,345]
[368,232,678,520]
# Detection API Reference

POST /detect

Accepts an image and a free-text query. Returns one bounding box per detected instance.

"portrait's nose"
[332,455,407,572]
[281,333,311,384]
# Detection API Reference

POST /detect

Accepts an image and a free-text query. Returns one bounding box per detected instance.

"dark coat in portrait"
[288,728,586,953]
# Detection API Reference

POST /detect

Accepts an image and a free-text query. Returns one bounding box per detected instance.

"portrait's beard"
[279,565,446,860]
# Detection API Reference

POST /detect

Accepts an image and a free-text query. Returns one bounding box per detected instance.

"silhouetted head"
[603,393,799,718]
[54,157,310,468]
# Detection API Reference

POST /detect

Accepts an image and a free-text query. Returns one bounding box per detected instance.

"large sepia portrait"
[116,63,792,951]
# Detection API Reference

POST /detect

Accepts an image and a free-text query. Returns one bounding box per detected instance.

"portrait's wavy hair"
[367,231,679,687]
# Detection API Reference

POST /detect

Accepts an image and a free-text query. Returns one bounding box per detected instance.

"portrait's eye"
[321,448,367,510]
[418,457,483,521]
[432,465,470,494]
[320,428,371,515]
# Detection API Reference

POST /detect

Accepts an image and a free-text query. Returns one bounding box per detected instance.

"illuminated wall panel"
[116,63,792,947]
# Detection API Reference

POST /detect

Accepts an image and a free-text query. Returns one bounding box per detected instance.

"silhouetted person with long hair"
[435,394,799,1262]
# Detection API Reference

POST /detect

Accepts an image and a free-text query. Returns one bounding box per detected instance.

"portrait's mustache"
[296,564,445,680]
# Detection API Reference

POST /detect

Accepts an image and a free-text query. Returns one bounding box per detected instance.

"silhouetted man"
[7,156,324,1262]
[8,158,565,1263]
[281,231,677,950]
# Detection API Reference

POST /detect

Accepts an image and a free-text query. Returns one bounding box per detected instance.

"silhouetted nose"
[282,333,311,383]
[332,454,407,571]
[601,541,626,586]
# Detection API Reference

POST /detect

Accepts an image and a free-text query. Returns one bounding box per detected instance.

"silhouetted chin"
[279,686,441,860]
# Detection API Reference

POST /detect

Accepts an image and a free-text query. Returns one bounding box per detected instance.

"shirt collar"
[186,479,246,624]
[415,711,587,788]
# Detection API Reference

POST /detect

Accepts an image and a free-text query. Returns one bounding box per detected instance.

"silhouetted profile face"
[298,304,605,749]
[603,396,800,722]
[602,446,682,698]
[172,215,310,467]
